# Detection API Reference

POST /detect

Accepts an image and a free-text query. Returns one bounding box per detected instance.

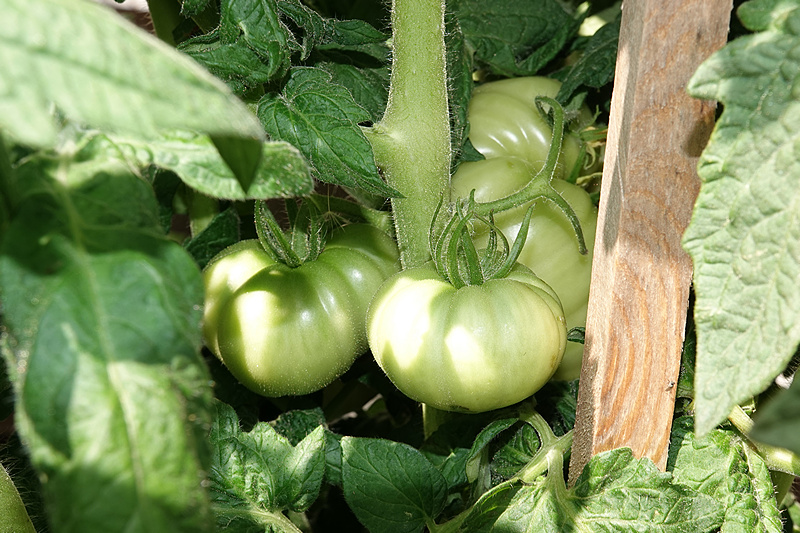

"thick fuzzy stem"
[365,0,451,268]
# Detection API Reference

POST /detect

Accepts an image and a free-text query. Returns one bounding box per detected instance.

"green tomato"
[203,224,400,397]
[451,164,597,381]
[452,75,600,381]
[466,76,594,178]
[367,263,566,413]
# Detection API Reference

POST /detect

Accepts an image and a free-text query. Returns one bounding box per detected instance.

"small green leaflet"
[317,62,389,124]
[219,0,292,80]
[452,0,582,77]
[555,12,621,109]
[258,67,399,197]
[179,29,279,95]
[446,11,484,168]
[683,0,800,434]
[342,436,448,533]
[277,0,388,59]
[181,0,212,16]
[669,416,783,532]
[491,449,723,533]
[0,0,264,148]
[209,402,327,532]
[422,417,518,493]
[0,149,216,533]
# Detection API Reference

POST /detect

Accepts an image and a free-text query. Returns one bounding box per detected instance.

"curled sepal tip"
[430,192,526,288]
[255,198,326,268]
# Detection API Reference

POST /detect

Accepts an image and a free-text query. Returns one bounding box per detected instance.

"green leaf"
[271,408,327,446]
[751,377,800,456]
[555,12,620,107]
[209,402,327,529]
[318,62,389,124]
[219,0,292,79]
[423,417,517,494]
[178,29,278,94]
[445,11,482,169]
[181,0,212,17]
[455,482,521,533]
[0,0,264,148]
[211,135,263,192]
[0,150,215,532]
[258,66,398,197]
[0,462,36,533]
[737,0,800,31]
[183,206,241,269]
[490,448,723,532]
[453,0,581,77]
[490,423,541,481]
[669,416,783,532]
[105,129,313,200]
[683,0,800,434]
[342,436,448,533]
[277,0,388,58]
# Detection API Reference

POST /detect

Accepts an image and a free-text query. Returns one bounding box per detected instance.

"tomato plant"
[2,1,800,533]
[203,222,399,397]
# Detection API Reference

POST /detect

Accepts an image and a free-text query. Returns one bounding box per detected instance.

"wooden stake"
[568,0,731,484]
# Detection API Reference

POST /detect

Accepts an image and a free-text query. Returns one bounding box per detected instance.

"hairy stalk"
[728,405,800,477]
[364,0,451,268]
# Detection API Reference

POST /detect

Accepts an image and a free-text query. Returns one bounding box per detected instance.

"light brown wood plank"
[568,0,732,484]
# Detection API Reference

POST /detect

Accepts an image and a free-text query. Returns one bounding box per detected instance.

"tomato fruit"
[451,165,597,380]
[203,224,400,397]
[451,76,599,380]
[465,76,595,179]
[367,263,566,413]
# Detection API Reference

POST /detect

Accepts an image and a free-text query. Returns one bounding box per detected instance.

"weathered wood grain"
[568,0,732,484]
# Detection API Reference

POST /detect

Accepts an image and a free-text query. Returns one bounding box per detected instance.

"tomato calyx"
[255,198,326,268]
[430,192,536,288]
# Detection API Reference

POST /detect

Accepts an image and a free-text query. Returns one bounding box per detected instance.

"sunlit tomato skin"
[466,76,595,178]
[203,224,400,397]
[451,164,597,380]
[367,263,566,413]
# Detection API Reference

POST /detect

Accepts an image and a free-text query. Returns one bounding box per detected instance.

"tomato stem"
[727,405,800,477]
[472,97,587,255]
[364,0,451,268]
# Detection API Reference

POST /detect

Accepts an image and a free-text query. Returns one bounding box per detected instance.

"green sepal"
[254,198,327,268]
[430,192,536,287]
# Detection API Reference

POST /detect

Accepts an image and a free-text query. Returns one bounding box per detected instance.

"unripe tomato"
[451,163,597,380]
[465,76,595,179]
[452,76,599,380]
[203,224,400,396]
[367,263,566,413]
